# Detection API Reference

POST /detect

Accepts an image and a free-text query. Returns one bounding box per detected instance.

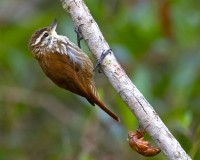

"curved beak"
[50,19,57,32]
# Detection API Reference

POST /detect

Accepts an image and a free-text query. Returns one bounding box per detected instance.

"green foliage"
[0,0,199,159]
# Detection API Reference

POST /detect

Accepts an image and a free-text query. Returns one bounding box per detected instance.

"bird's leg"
[74,24,84,48]
[93,49,112,73]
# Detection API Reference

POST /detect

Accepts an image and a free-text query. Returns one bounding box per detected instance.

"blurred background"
[0,0,200,159]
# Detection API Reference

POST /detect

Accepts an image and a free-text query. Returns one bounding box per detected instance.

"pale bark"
[60,0,191,159]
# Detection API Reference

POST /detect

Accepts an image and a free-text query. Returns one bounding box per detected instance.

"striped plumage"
[29,20,119,122]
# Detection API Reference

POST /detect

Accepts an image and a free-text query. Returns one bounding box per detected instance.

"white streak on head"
[31,31,47,46]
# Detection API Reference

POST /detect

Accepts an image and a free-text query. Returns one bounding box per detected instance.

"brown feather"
[29,24,119,122]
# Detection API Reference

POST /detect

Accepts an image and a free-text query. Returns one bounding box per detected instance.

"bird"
[28,19,119,122]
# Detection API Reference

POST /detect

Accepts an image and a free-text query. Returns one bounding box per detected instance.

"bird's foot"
[93,49,112,73]
[74,24,84,48]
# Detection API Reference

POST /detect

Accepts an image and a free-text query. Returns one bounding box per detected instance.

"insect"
[127,126,161,157]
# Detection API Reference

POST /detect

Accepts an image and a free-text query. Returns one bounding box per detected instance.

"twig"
[60,0,191,159]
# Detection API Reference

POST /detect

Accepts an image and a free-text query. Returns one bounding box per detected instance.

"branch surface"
[60,0,191,159]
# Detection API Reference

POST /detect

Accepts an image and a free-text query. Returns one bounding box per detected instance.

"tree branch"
[60,0,191,159]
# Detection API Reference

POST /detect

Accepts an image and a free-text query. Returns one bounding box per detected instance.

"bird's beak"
[50,19,57,32]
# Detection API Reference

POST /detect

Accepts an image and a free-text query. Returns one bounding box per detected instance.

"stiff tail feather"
[93,97,120,122]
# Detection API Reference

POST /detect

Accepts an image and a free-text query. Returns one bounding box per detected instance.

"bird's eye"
[44,32,49,37]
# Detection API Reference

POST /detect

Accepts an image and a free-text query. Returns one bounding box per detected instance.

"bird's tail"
[92,97,120,122]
